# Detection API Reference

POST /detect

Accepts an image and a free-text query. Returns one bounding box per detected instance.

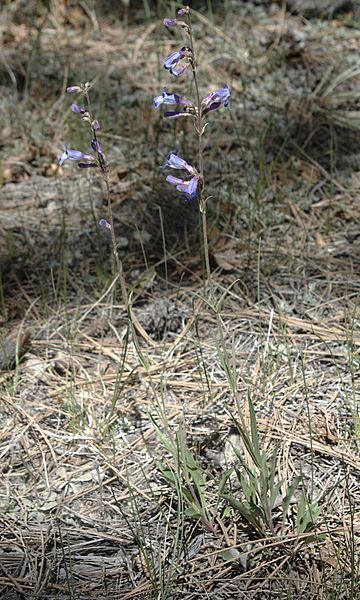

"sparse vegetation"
[0,1,359,599]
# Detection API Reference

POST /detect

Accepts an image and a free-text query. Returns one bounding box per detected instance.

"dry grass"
[0,1,359,598]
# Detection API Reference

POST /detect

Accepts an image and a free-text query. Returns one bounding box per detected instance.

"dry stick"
[187,12,212,297]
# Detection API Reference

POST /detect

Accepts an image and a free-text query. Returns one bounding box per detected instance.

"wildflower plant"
[222,394,321,540]
[154,6,231,291]
[58,81,129,311]
[58,82,153,430]
[151,418,216,533]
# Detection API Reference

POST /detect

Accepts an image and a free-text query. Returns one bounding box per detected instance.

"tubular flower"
[164,151,199,201]
[201,85,231,114]
[66,85,82,94]
[70,103,87,114]
[164,151,196,175]
[163,18,178,27]
[91,138,104,156]
[163,17,189,31]
[153,88,193,119]
[166,175,199,202]
[153,88,190,109]
[99,218,111,231]
[58,149,94,167]
[163,46,192,77]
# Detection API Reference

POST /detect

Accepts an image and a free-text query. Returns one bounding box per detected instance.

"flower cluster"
[58,82,106,172]
[163,46,192,77]
[59,82,110,232]
[154,6,231,202]
[164,151,199,202]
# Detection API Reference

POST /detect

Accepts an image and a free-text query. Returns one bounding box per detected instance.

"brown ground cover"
[0,1,359,598]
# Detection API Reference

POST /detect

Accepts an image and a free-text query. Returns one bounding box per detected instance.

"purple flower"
[58,149,94,166]
[177,8,189,15]
[164,151,196,175]
[163,16,189,30]
[70,103,86,114]
[166,175,199,201]
[164,151,199,201]
[66,85,82,94]
[201,85,231,114]
[163,18,178,27]
[99,218,111,231]
[92,119,101,130]
[91,138,103,156]
[163,46,192,77]
[153,88,190,109]
[153,89,193,119]
[170,64,188,77]
[163,48,185,70]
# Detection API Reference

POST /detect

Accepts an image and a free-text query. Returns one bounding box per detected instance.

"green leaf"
[218,468,233,495]
[248,392,261,460]
[281,475,300,530]
[223,493,263,532]
[151,418,175,456]
[156,461,177,486]
[297,491,321,533]
[185,506,202,519]
[221,506,233,518]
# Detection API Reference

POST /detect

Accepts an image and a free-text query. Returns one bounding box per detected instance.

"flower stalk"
[83,88,130,310]
[59,82,130,319]
[186,8,211,291]
[59,82,154,429]
[155,5,231,296]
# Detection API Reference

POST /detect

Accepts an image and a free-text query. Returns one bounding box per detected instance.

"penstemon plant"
[58,83,152,424]
[154,6,231,293]
[59,82,129,311]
